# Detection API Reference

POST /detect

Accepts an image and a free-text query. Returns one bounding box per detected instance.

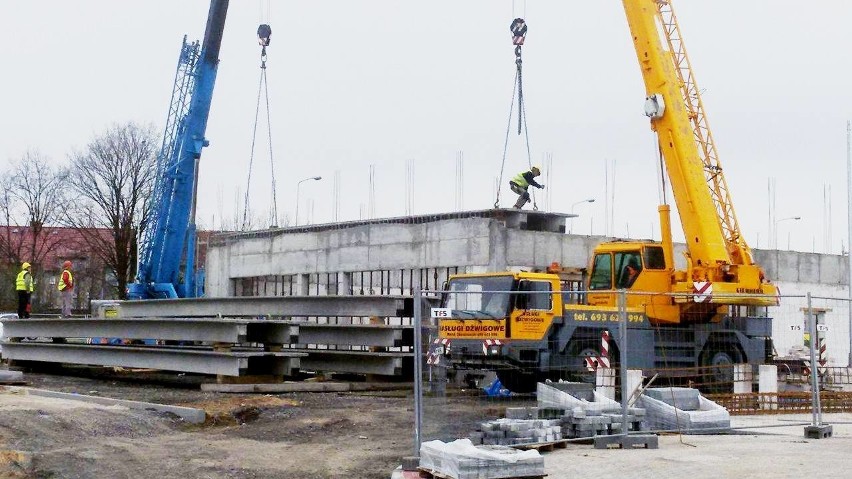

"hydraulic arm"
[128,0,229,299]
[617,0,775,306]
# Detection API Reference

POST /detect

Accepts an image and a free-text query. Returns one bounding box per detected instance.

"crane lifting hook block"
[510,18,527,46]
[257,24,272,47]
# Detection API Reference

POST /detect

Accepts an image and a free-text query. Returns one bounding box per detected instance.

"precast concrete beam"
[300,350,404,376]
[294,324,407,347]
[3,318,299,345]
[92,295,414,319]
[1,342,302,377]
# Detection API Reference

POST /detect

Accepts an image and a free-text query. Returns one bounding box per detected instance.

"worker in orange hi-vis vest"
[58,260,74,318]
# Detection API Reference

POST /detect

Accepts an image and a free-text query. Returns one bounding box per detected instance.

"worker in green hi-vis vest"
[509,166,544,209]
[15,262,34,318]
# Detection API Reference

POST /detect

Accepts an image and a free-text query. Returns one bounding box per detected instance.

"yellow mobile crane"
[437,0,777,392]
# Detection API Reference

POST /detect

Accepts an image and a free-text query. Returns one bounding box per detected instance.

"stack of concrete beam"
[469,417,563,446]
[639,387,730,432]
[419,438,544,479]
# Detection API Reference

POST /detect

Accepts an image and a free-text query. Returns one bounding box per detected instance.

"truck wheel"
[496,370,538,393]
[564,339,609,383]
[700,346,742,393]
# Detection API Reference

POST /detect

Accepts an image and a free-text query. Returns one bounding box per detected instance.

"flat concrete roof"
[211,208,577,244]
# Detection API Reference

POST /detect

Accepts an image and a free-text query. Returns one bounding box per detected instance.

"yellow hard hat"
[22,262,31,269]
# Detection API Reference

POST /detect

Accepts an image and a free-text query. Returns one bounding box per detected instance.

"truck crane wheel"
[496,369,538,394]
[563,338,617,383]
[699,344,742,393]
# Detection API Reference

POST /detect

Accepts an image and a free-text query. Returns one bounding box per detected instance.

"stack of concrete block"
[639,387,730,432]
[562,406,646,438]
[469,417,563,446]
[535,382,647,438]
[419,439,545,479]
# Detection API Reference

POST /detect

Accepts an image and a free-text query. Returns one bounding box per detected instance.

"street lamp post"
[569,198,595,234]
[774,216,801,250]
[295,176,322,226]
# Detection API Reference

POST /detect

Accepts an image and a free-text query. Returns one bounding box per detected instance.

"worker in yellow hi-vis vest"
[58,260,74,318]
[15,262,33,318]
[509,166,544,209]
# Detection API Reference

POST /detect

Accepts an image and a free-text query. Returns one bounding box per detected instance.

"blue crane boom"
[128,0,229,299]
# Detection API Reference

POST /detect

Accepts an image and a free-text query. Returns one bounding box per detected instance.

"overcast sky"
[2,1,851,254]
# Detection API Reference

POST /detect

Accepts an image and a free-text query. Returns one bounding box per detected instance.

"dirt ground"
[4,368,847,479]
[0,368,504,479]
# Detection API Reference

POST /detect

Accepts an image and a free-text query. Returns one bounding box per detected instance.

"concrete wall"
[206,216,852,365]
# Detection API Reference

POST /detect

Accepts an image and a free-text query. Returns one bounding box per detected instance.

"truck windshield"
[442,276,515,319]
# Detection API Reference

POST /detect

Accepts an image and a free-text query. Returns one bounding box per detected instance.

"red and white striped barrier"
[482,339,503,355]
[693,281,713,303]
[427,338,451,365]
[584,330,612,371]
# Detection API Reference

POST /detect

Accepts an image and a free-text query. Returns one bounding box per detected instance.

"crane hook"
[257,24,272,47]
[510,18,527,46]
[257,24,272,64]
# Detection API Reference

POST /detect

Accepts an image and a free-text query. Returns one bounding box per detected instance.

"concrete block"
[759,365,778,410]
[734,364,753,394]
[626,370,643,400]
[804,424,833,439]
[596,368,616,400]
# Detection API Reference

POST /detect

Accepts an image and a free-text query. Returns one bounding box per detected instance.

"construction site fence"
[411,288,850,455]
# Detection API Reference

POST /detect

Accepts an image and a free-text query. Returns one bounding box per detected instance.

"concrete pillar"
[340,272,353,295]
[596,368,616,400]
[297,274,310,296]
[734,364,753,394]
[626,369,643,402]
[759,364,778,410]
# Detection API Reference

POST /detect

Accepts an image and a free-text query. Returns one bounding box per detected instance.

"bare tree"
[65,123,158,299]
[0,150,68,308]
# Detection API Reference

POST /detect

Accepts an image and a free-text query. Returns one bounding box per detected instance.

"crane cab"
[585,240,682,324]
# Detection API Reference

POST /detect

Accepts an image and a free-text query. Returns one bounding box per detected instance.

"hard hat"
[63,260,72,268]
[531,165,541,175]
[22,262,30,269]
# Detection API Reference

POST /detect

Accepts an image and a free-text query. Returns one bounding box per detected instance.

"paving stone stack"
[419,438,545,479]
[469,417,563,446]
[468,403,646,446]
[560,405,646,438]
